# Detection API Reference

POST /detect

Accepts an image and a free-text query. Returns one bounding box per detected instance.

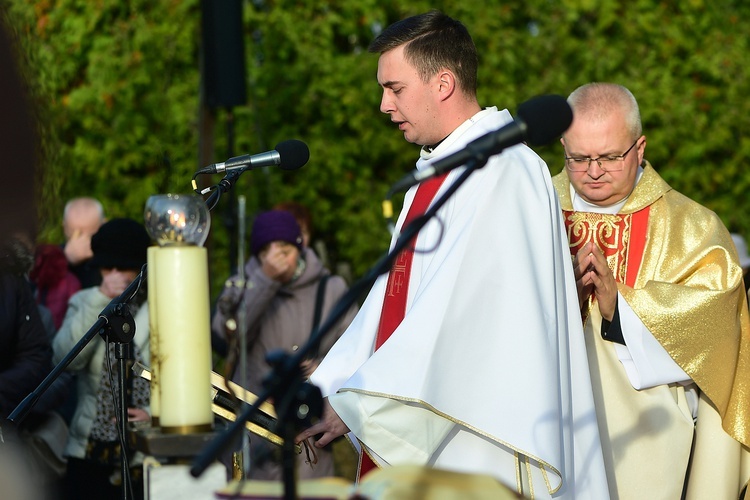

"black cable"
[105,334,134,497]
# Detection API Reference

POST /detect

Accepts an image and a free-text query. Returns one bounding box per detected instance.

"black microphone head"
[275,139,310,170]
[516,94,573,146]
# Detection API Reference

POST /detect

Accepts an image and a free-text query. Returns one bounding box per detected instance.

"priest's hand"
[295,398,349,448]
[573,241,617,321]
[572,243,594,310]
[300,358,319,378]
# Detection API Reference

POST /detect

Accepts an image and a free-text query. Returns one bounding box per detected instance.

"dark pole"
[200,0,246,274]
[223,108,239,274]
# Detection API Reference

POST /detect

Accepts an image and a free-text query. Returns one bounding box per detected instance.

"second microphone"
[196,139,310,175]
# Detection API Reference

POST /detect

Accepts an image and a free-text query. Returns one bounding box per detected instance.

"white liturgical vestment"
[311,108,609,498]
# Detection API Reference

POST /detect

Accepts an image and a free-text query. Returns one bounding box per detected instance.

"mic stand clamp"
[101,302,137,344]
[200,170,243,211]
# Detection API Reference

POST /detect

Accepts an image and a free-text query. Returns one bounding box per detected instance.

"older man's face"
[562,108,645,207]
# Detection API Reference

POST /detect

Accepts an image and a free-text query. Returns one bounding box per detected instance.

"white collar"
[419,107,499,163]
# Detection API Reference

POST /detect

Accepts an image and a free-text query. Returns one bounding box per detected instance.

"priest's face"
[376,45,443,146]
[562,108,646,207]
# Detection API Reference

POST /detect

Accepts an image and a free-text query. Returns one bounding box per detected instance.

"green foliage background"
[4,0,750,298]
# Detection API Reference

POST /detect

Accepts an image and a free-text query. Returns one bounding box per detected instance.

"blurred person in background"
[0,237,53,421]
[212,209,358,481]
[30,243,81,331]
[53,218,152,500]
[62,197,106,289]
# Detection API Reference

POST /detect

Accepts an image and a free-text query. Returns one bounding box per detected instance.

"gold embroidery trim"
[342,388,563,495]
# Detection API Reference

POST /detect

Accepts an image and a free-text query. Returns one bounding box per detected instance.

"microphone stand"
[116,341,135,500]
[191,141,497,498]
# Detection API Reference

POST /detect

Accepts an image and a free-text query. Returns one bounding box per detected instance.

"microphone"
[388,94,572,194]
[196,139,310,174]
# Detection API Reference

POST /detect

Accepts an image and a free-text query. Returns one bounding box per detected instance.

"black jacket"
[0,244,52,419]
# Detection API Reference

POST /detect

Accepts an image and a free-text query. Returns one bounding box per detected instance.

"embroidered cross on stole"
[358,173,448,479]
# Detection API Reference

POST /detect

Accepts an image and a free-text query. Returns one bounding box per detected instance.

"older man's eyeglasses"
[565,138,639,172]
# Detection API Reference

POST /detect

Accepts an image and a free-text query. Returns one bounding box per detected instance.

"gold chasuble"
[553,162,750,499]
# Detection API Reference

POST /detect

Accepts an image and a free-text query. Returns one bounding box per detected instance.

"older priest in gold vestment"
[552,82,750,499]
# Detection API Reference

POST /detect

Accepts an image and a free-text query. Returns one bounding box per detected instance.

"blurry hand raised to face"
[64,206,104,265]
[259,241,300,284]
[64,231,94,265]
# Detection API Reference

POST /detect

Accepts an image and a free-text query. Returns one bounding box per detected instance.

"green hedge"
[5,0,750,298]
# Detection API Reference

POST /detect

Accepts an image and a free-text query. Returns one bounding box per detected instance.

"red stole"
[561,207,650,316]
[358,173,448,480]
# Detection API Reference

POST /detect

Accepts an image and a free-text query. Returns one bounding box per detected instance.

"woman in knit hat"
[212,209,358,481]
[53,218,152,500]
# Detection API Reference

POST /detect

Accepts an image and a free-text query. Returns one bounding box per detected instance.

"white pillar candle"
[146,246,160,425]
[154,245,213,433]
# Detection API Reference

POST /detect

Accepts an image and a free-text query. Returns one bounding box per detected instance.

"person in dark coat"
[0,238,53,419]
